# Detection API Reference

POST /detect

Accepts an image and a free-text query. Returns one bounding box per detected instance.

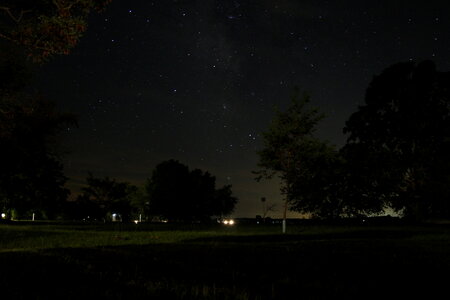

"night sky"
[33,0,450,218]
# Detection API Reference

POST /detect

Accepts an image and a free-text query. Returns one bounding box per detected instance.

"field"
[1,220,450,299]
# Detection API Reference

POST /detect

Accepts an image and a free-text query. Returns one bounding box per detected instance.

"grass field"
[1,221,449,299]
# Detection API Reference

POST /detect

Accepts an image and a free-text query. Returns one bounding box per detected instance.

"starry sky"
[33,0,450,218]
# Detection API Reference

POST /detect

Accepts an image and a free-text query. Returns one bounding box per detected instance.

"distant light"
[223,219,234,226]
[1,213,5,219]
[112,213,117,217]
[134,220,139,224]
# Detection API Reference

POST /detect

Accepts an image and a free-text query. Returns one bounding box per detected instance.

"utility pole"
[261,197,266,222]
[281,150,292,234]
[282,198,287,234]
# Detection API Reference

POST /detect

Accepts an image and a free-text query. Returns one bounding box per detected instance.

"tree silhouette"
[343,60,450,220]
[256,89,343,222]
[76,173,138,221]
[214,185,238,217]
[0,0,111,219]
[260,197,276,221]
[146,160,191,221]
[146,160,238,222]
[0,95,76,219]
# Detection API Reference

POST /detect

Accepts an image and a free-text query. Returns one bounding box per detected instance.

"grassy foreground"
[1,221,449,299]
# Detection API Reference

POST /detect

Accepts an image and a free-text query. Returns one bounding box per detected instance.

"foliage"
[0,0,112,62]
[343,60,450,219]
[256,90,324,178]
[145,159,238,221]
[214,185,238,216]
[146,159,191,221]
[128,186,149,219]
[256,90,345,218]
[288,145,346,218]
[0,44,32,92]
[0,68,76,219]
[0,94,75,219]
[74,173,138,221]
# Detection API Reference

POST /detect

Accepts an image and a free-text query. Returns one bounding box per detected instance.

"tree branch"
[0,6,31,23]
[52,0,83,12]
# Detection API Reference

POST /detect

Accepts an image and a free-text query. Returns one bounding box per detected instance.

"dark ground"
[1,221,449,299]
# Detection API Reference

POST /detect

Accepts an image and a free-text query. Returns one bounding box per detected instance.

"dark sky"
[34,0,450,218]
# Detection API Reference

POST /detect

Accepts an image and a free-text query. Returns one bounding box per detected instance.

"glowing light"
[222,219,235,226]
[1,213,5,219]
[134,220,139,224]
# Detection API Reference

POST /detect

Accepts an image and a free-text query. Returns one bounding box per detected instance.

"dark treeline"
[63,161,238,222]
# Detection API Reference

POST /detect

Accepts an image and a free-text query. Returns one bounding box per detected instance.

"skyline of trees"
[61,161,238,222]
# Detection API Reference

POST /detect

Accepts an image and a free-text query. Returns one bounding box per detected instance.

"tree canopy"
[0,96,75,219]
[343,60,450,220]
[146,160,237,222]
[0,0,112,62]
[73,173,138,221]
[256,90,344,219]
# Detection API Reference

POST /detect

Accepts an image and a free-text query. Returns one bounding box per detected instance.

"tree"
[128,186,149,221]
[0,96,74,219]
[74,173,137,221]
[213,185,238,217]
[146,160,191,221]
[0,0,112,62]
[343,60,450,220]
[256,90,344,225]
[260,197,276,221]
[0,0,112,219]
[288,145,346,219]
[145,160,238,222]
